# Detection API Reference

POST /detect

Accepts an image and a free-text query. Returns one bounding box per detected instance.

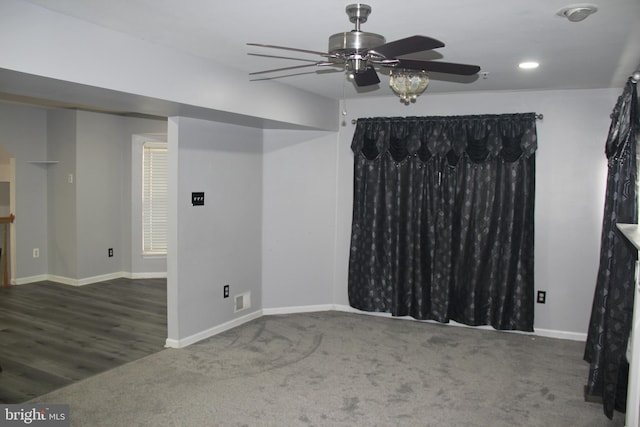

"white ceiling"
[17,0,640,100]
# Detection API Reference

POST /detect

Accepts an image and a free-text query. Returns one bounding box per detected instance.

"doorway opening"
[0,144,15,286]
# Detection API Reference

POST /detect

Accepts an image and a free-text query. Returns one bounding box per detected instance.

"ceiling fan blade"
[247,43,332,58]
[395,59,481,76]
[249,62,337,76]
[370,35,445,58]
[248,53,322,63]
[353,67,380,87]
[250,68,342,82]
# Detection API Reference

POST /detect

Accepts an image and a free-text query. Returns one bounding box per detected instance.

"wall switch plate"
[192,192,205,206]
[108,248,113,257]
[537,291,546,304]
[223,285,229,298]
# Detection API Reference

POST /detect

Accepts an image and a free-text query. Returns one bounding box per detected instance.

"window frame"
[142,140,168,256]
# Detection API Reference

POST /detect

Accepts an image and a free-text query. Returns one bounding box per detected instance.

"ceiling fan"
[247,3,481,100]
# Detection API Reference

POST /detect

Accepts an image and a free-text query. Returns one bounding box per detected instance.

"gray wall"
[168,116,262,341]
[75,111,167,280]
[333,88,618,337]
[262,129,338,309]
[0,88,623,340]
[47,109,78,280]
[0,103,48,280]
[258,88,619,338]
[76,111,125,279]
[0,104,166,283]
[47,110,168,283]
[1,87,623,341]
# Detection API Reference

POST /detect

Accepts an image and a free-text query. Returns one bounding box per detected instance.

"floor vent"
[234,292,251,313]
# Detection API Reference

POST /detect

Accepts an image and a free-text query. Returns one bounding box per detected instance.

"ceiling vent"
[556,4,598,22]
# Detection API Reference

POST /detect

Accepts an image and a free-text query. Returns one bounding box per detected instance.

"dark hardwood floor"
[0,278,167,403]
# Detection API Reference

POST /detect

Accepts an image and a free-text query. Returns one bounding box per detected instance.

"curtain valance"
[351,113,538,163]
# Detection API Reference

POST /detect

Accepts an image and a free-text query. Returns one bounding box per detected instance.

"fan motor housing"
[328,31,385,56]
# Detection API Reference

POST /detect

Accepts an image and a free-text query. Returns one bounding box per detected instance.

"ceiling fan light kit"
[247,3,480,103]
[389,69,430,104]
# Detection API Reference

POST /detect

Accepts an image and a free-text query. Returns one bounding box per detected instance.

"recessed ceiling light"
[519,62,539,70]
[556,4,598,22]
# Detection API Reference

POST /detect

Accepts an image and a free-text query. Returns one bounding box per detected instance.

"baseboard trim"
[46,272,128,286]
[315,304,588,342]
[262,304,336,316]
[127,272,167,279]
[14,275,49,285]
[165,309,263,349]
[533,328,587,342]
[15,272,167,286]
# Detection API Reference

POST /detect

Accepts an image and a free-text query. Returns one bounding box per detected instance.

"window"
[142,141,168,255]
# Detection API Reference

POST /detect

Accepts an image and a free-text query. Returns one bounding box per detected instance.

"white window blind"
[142,142,168,255]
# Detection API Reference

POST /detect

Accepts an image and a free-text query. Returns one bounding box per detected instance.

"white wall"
[168,116,263,342]
[332,88,619,336]
[262,130,338,309]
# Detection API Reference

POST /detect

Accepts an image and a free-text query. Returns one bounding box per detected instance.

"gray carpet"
[31,311,624,426]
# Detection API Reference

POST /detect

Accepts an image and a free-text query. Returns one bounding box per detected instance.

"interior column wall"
[168,116,263,343]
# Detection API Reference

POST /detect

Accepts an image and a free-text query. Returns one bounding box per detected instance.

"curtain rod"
[350,113,544,125]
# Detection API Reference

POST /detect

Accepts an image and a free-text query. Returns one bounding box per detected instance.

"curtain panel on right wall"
[584,78,639,419]
[348,113,538,332]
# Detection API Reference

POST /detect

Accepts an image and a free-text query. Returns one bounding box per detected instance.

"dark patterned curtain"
[348,113,537,332]
[584,78,638,419]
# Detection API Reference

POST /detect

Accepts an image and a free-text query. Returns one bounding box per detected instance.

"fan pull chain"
[341,67,348,117]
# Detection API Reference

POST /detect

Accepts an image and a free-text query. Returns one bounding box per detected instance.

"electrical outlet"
[537,291,546,304]
[108,248,113,257]
[33,248,39,258]
[223,285,229,298]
